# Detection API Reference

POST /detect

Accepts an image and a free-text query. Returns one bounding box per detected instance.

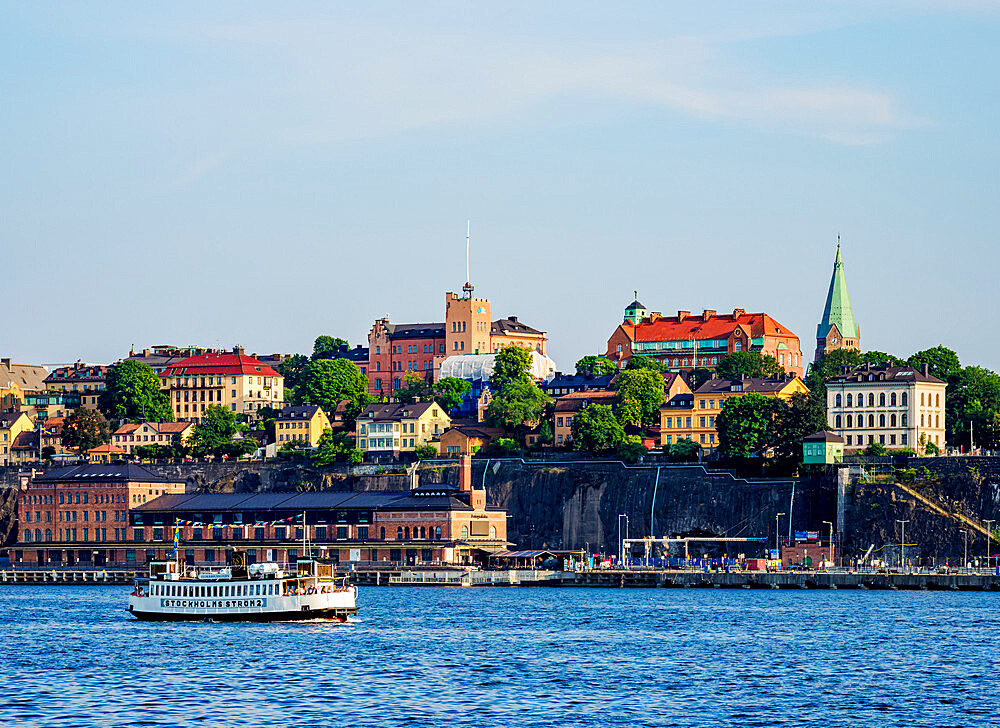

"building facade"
[355,402,452,458]
[815,244,861,361]
[660,375,810,450]
[13,463,186,567]
[44,362,107,410]
[111,421,195,455]
[367,319,446,396]
[607,305,803,377]
[824,364,947,451]
[1,411,33,466]
[159,348,284,422]
[552,391,619,448]
[275,404,332,447]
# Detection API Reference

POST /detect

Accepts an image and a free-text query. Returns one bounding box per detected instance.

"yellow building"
[112,421,195,455]
[1,411,33,466]
[87,444,127,463]
[490,316,548,355]
[44,362,108,410]
[0,358,48,410]
[661,375,810,451]
[159,347,284,422]
[356,401,451,458]
[275,404,332,447]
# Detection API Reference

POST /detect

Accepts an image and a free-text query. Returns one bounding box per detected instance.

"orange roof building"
[606,303,803,377]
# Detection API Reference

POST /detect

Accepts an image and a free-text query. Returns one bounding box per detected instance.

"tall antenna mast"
[462,219,474,298]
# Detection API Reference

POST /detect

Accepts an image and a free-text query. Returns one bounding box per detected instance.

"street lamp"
[896,520,909,572]
[617,514,629,567]
[960,529,969,571]
[775,512,786,556]
[822,520,833,568]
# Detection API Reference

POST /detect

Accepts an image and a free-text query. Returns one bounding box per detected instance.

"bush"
[617,436,647,463]
[667,439,701,462]
[414,445,439,460]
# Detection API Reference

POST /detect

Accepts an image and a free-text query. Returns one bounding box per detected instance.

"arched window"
[890,392,897,406]
[902,392,908,406]
[461,525,469,539]
[404,527,410,539]
[868,393,875,407]
[921,414,925,427]
[396,527,403,540]
[936,393,940,408]
[846,415,853,428]
[45,529,52,542]
[921,392,925,406]
[835,415,842,428]
[835,394,842,407]
[24,529,31,542]
[490,526,497,539]
[879,414,885,427]
[846,394,853,407]
[380,527,385,540]
[890,414,897,427]
[879,393,886,407]
[435,526,442,540]
[936,415,940,428]
[34,529,41,542]
[868,415,875,428]
[420,527,426,539]
[902,414,908,426]
[673,359,679,366]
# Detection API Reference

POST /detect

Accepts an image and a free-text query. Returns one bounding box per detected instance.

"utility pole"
[985,520,996,571]
[822,520,833,567]
[775,512,786,556]
[896,519,909,572]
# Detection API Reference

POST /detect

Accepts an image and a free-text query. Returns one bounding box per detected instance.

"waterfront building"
[111,421,195,456]
[824,363,946,451]
[606,304,803,377]
[660,375,809,451]
[44,362,107,410]
[275,404,331,448]
[12,457,508,569]
[802,431,845,465]
[12,462,186,567]
[552,390,619,448]
[815,243,861,361]
[1,410,33,466]
[355,401,451,459]
[159,347,284,422]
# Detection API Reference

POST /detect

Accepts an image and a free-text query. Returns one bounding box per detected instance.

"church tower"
[815,241,860,361]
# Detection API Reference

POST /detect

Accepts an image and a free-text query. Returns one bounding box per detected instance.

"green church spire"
[817,240,859,340]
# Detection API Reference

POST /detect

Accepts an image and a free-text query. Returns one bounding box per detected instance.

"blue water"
[1,586,998,727]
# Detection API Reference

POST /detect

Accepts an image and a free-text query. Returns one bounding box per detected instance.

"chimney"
[1,357,10,368]
[702,309,716,320]
[677,310,690,322]
[732,308,746,317]
[922,363,929,377]
[508,316,517,322]
[458,454,473,492]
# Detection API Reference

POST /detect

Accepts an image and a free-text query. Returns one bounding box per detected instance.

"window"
[835,394,842,407]
[902,392,908,406]
[890,414,896,427]
[835,415,842,428]
[846,414,853,428]
[879,393,886,407]
[846,393,853,407]
[890,392,897,406]
[397,527,403,540]
[461,525,469,539]
[868,393,875,407]
[879,414,885,427]
[868,415,875,428]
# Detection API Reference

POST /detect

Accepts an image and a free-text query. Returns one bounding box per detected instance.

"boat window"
[224,586,229,597]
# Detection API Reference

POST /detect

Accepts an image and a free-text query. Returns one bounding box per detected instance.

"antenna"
[462,219,474,298]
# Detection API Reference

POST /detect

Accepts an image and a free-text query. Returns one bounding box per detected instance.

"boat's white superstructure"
[128,553,357,622]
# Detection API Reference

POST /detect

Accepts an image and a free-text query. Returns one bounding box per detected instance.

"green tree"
[395,371,432,404]
[924,440,941,455]
[414,444,439,460]
[310,429,356,465]
[769,392,830,469]
[804,348,863,394]
[613,397,641,427]
[190,404,239,455]
[948,365,1000,449]
[102,360,174,423]
[312,336,349,361]
[491,345,533,391]
[716,393,775,459]
[575,355,618,376]
[668,438,701,462]
[861,350,902,366]
[277,354,310,404]
[625,355,667,372]
[864,441,888,457]
[61,408,110,453]
[571,404,626,452]
[617,435,647,463]
[300,358,372,424]
[613,369,665,426]
[715,352,784,380]
[41,445,56,461]
[537,419,554,445]
[690,368,713,390]
[907,346,962,381]
[486,379,550,429]
[433,377,472,413]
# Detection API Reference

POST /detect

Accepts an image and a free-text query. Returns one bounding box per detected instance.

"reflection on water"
[1,586,998,727]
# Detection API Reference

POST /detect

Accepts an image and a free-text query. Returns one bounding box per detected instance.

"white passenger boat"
[128,552,357,622]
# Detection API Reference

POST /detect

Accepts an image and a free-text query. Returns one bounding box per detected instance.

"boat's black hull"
[128,606,357,622]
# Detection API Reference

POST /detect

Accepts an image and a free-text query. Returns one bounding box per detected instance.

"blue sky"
[3,2,998,372]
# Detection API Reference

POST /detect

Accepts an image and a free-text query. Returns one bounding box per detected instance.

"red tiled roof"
[631,312,796,342]
[88,444,125,454]
[114,422,192,436]
[160,353,281,378]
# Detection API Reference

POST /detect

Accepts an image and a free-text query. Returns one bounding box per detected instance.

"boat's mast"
[173,517,180,572]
